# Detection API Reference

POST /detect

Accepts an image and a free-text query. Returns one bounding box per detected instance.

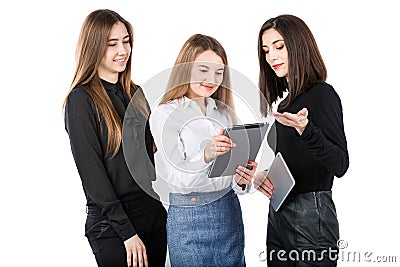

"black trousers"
[85,197,167,267]
[267,191,339,267]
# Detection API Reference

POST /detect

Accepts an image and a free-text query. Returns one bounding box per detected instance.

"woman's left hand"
[273,107,309,135]
[234,161,258,188]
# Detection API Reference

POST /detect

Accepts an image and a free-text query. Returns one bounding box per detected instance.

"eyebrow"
[262,39,284,48]
[108,34,130,42]
[197,64,224,70]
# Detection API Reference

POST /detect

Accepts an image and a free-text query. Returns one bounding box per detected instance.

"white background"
[1,0,399,266]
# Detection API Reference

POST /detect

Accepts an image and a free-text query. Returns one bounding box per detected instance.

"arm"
[254,170,274,198]
[274,87,349,177]
[65,88,135,240]
[299,88,349,177]
[150,104,255,193]
[203,129,254,194]
[231,161,257,195]
[149,105,210,190]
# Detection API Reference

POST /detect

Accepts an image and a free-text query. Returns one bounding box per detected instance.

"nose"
[117,42,130,56]
[204,72,217,84]
[267,49,278,61]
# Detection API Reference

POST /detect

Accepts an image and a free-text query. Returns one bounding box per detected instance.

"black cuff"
[113,220,136,241]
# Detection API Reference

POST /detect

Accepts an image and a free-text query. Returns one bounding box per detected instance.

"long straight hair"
[64,9,144,158]
[160,34,234,113]
[258,14,327,116]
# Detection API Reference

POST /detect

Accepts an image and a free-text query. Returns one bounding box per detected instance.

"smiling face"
[186,50,225,99]
[98,21,131,83]
[262,29,289,80]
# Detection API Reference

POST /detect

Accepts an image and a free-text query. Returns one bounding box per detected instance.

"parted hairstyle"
[159,34,234,112]
[64,9,147,158]
[258,14,327,116]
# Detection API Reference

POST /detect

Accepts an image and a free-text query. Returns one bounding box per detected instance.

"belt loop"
[313,192,317,209]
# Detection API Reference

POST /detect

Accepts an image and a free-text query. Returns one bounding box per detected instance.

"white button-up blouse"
[149,96,248,194]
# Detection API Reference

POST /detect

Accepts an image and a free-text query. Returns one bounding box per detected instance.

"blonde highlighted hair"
[160,34,235,113]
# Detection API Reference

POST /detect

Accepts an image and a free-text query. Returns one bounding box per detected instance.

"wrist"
[204,151,212,163]
[296,119,308,135]
[236,181,246,190]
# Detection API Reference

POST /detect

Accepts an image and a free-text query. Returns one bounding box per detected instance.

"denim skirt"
[167,188,245,267]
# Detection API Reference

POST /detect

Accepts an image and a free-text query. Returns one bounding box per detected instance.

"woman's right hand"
[254,171,274,198]
[204,129,236,163]
[124,234,148,267]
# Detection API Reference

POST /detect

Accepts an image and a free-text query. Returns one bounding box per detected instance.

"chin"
[275,70,288,78]
[115,68,127,73]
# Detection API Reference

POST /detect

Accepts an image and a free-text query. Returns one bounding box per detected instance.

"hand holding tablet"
[207,122,269,178]
[204,129,237,164]
[263,152,295,211]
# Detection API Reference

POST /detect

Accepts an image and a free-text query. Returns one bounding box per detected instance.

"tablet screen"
[208,122,269,178]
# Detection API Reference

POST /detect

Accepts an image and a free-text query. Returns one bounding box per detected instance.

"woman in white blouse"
[149,34,257,266]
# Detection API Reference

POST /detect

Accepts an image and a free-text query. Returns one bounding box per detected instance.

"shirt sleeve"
[299,86,349,177]
[149,105,212,190]
[65,88,135,240]
[231,176,253,195]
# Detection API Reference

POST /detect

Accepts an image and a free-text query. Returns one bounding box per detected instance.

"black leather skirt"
[267,191,339,266]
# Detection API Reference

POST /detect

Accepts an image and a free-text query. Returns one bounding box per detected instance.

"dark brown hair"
[258,14,327,116]
[64,9,146,158]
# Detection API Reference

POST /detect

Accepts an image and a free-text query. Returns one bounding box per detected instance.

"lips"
[273,63,283,70]
[201,83,215,90]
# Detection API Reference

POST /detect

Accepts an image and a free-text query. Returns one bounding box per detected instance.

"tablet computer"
[208,122,269,178]
[267,152,295,211]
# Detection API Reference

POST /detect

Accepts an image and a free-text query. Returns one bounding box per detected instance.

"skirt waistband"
[282,190,333,210]
[286,190,332,201]
[169,187,233,207]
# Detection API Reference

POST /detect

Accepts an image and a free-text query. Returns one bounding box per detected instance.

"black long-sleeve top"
[64,79,155,241]
[272,82,349,195]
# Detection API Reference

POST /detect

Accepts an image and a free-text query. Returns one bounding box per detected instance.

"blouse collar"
[101,79,119,92]
[180,96,218,110]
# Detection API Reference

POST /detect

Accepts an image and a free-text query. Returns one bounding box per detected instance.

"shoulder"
[150,101,176,122]
[306,82,342,103]
[65,86,95,113]
[152,100,180,115]
[68,86,92,102]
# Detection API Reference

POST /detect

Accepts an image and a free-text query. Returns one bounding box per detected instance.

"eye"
[199,69,208,73]
[215,71,223,76]
[277,45,284,50]
[108,43,117,47]
[264,50,269,54]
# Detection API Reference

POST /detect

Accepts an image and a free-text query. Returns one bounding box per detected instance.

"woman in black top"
[255,14,349,266]
[64,9,167,267]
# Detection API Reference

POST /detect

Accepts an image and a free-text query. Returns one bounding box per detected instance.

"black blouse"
[272,81,349,195]
[65,79,155,241]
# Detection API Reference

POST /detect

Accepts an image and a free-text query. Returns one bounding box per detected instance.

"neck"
[99,72,118,84]
[188,96,207,115]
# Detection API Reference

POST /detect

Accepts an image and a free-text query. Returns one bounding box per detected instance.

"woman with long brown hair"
[64,9,166,267]
[256,14,349,266]
[149,34,257,266]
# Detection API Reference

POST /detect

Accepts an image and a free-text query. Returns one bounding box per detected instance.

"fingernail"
[232,143,236,147]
